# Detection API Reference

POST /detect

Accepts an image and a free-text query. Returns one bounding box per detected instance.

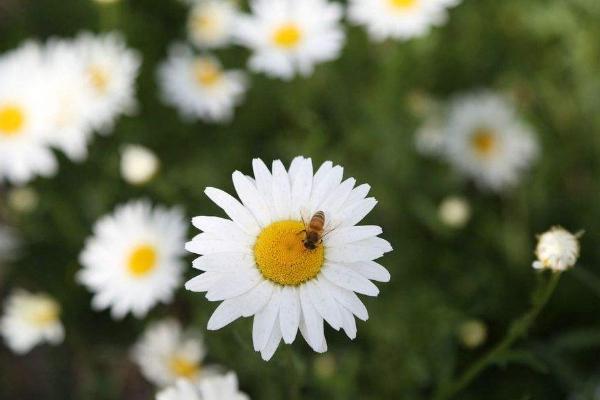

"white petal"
[344,183,371,207]
[321,264,380,296]
[303,280,341,330]
[207,299,244,330]
[185,272,220,293]
[206,269,262,301]
[271,160,292,220]
[310,165,343,211]
[299,288,326,352]
[252,158,273,205]
[290,158,313,220]
[252,287,282,351]
[325,242,387,263]
[205,187,260,236]
[239,280,275,317]
[324,225,383,246]
[320,277,369,321]
[348,260,391,282]
[340,197,377,227]
[279,286,300,344]
[260,320,282,361]
[319,178,355,213]
[185,235,251,255]
[192,216,254,245]
[232,171,272,227]
[192,253,255,272]
[339,306,357,340]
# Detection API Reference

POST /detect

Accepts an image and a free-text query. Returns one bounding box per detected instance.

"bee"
[301,211,326,250]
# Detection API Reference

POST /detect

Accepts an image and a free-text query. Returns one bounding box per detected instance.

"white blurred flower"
[157,373,249,400]
[158,46,247,123]
[132,319,218,388]
[533,226,580,272]
[44,39,96,161]
[415,117,444,156]
[7,186,39,213]
[235,0,345,80]
[438,196,470,228]
[0,42,57,185]
[0,290,64,354]
[121,144,160,185]
[348,0,461,42]
[74,32,141,133]
[443,91,539,191]
[78,200,186,319]
[187,0,239,49]
[185,157,391,360]
[457,319,487,349]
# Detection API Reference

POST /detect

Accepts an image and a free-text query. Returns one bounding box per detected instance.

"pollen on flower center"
[169,356,200,379]
[0,105,25,136]
[89,66,110,93]
[193,60,222,87]
[127,244,158,277]
[254,220,324,286]
[29,301,59,327]
[272,23,302,49]
[471,127,497,157]
[389,0,417,10]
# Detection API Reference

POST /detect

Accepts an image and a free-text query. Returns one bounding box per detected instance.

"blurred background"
[1,0,600,399]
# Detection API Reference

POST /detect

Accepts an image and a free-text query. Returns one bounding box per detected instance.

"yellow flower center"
[29,301,60,327]
[193,60,222,87]
[88,66,110,93]
[470,128,497,158]
[389,0,417,9]
[272,24,302,49]
[127,244,157,277]
[169,356,200,379]
[0,105,25,136]
[254,220,324,286]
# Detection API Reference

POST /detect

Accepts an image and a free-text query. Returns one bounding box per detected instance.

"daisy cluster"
[157,0,463,123]
[0,32,140,185]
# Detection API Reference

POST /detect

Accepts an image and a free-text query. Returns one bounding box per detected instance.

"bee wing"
[300,207,312,227]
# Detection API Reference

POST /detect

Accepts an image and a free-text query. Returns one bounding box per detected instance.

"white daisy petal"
[192,253,255,272]
[232,171,273,226]
[192,216,253,244]
[252,287,282,351]
[260,319,282,361]
[279,286,300,344]
[304,280,342,330]
[205,269,262,301]
[207,299,246,330]
[324,225,383,246]
[338,305,357,340]
[205,187,260,235]
[271,160,292,220]
[299,290,327,352]
[348,260,391,282]
[322,263,380,296]
[341,197,378,227]
[185,235,251,255]
[320,277,369,321]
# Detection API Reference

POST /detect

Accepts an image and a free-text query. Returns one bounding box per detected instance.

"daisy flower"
[442,91,539,191]
[438,196,470,228]
[132,319,218,387]
[157,373,249,400]
[185,157,392,360]
[78,200,186,319]
[120,144,160,185]
[44,39,96,162]
[187,0,239,49]
[0,290,64,354]
[74,32,141,133]
[0,42,57,184]
[235,0,345,80]
[348,0,461,42]
[158,45,247,123]
[533,226,580,272]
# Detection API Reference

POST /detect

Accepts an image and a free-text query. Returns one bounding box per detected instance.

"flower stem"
[435,272,562,400]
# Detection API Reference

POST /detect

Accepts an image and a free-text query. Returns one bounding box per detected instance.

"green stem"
[434,273,562,400]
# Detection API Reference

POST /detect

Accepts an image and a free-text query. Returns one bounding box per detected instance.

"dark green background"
[1,0,600,398]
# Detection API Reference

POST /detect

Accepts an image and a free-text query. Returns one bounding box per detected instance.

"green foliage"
[1,0,600,399]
